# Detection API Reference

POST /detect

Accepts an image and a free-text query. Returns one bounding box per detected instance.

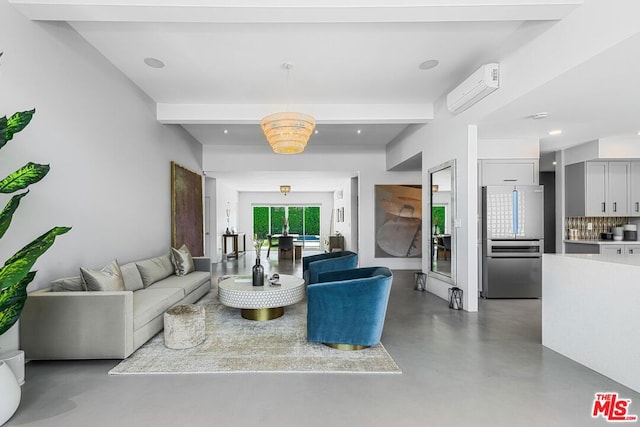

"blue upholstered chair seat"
[307,267,393,348]
[302,251,358,284]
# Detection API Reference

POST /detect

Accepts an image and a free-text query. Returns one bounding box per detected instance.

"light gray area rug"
[109,291,401,375]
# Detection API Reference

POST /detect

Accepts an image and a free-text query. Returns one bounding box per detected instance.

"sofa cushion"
[170,244,195,276]
[51,276,86,292]
[147,271,210,297]
[135,254,174,287]
[80,260,125,292]
[132,288,183,330]
[120,262,145,292]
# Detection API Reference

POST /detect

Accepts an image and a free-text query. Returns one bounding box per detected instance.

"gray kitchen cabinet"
[601,245,624,255]
[565,161,630,216]
[585,162,607,216]
[630,162,640,216]
[608,162,630,215]
[479,159,539,186]
[626,245,640,255]
[564,241,640,254]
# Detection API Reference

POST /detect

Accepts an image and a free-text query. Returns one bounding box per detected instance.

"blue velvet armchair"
[302,251,358,284]
[306,267,393,350]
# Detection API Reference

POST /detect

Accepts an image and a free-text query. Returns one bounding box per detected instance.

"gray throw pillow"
[120,262,145,292]
[51,276,86,292]
[80,260,125,292]
[171,244,195,276]
[135,254,174,287]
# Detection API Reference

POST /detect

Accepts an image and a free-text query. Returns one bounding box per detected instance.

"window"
[253,205,321,247]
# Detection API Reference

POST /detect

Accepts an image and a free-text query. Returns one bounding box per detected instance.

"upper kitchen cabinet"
[565,161,632,216]
[479,159,539,186]
[630,162,640,216]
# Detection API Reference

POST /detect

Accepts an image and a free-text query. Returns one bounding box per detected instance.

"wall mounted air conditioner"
[447,63,500,114]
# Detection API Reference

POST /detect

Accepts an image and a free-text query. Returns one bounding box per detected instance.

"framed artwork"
[339,207,344,223]
[171,162,204,256]
[374,184,422,258]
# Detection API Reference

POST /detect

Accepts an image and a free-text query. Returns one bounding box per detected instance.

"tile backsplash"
[565,217,630,240]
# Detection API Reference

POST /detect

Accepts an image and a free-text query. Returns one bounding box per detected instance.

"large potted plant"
[0,51,71,425]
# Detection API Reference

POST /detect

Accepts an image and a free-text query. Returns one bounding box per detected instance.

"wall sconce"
[280,185,291,196]
[432,185,439,193]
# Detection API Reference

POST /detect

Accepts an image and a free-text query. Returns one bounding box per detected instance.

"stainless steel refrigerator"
[481,185,544,298]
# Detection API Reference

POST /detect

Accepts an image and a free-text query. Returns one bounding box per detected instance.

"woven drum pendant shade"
[260,111,316,155]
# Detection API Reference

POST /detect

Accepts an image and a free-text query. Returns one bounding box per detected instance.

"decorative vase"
[252,258,264,287]
[0,360,20,426]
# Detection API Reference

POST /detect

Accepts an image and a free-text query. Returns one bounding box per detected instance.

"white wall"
[333,178,352,249]
[478,139,539,159]
[0,2,202,290]
[215,180,239,259]
[204,177,217,258]
[387,121,478,311]
[203,146,421,269]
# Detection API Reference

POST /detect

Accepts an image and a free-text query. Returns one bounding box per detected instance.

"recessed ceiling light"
[223,129,228,134]
[144,57,165,69]
[418,59,439,70]
[552,161,557,165]
[314,129,318,134]
[549,129,562,136]
[637,131,640,136]
[357,129,362,134]
[530,112,549,120]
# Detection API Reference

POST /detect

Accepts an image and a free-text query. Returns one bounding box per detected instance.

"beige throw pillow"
[171,244,195,276]
[51,276,86,292]
[135,254,174,287]
[80,260,125,292]
[119,262,145,292]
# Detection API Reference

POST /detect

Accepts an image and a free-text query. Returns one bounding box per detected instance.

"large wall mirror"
[429,160,456,283]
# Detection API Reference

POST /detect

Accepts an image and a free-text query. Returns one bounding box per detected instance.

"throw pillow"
[80,260,125,292]
[119,262,145,292]
[51,276,86,292]
[170,244,195,276]
[135,254,174,287]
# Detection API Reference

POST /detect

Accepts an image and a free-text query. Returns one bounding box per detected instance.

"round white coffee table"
[218,274,305,321]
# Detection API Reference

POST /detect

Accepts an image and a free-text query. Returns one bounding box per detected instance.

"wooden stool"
[294,244,302,260]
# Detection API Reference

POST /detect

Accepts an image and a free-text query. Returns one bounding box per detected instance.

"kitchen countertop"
[564,239,640,245]
[550,253,640,267]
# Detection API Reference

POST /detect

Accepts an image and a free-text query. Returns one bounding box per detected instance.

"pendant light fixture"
[261,63,315,155]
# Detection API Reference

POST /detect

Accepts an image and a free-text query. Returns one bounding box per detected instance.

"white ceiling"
[478,31,640,154]
[12,0,640,191]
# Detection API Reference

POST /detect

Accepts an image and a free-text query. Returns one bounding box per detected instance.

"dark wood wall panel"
[171,162,204,256]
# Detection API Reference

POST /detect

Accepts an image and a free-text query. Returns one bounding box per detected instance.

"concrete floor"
[6,253,639,426]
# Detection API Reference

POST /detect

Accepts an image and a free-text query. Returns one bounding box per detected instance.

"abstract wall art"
[374,184,422,258]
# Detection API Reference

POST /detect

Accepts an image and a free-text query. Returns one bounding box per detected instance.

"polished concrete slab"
[6,253,639,426]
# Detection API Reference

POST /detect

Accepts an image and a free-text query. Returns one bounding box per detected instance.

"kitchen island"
[543,254,640,392]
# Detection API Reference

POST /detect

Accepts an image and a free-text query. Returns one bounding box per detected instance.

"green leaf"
[0,109,35,150]
[0,271,34,335]
[0,162,50,194]
[0,191,28,239]
[0,226,71,293]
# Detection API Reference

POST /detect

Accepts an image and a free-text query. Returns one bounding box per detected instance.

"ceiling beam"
[157,103,433,125]
[9,0,582,23]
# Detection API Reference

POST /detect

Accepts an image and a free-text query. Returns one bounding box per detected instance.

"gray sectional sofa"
[19,255,212,360]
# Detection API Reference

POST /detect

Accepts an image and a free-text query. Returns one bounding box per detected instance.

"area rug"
[109,291,401,375]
